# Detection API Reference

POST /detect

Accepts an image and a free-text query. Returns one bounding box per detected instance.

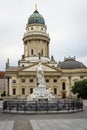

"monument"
[27,62,55,101]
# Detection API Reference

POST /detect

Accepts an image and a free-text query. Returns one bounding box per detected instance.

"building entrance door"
[62,92,66,98]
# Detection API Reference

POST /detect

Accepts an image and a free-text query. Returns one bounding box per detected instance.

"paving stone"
[0,119,87,130]
[13,120,33,130]
[46,120,60,130]
[0,121,14,130]
[69,119,84,129]
[53,120,67,130]
[5,121,14,130]
[30,120,41,130]
[0,101,3,108]
[0,121,7,130]
[37,120,51,130]
[59,119,77,130]
[61,119,82,130]
[75,119,87,129]
[30,119,87,130]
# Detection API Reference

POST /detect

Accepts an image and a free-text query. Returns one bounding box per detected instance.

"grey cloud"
[0,0,87,70]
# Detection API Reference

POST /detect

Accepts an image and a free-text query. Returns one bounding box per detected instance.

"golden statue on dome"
[35,4,37,11]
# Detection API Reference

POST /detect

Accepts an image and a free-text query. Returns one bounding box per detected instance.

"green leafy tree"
[1,91,6,97]
[71,79,87,99]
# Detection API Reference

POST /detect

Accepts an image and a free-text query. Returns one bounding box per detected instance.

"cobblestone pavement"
[0,100,87,130]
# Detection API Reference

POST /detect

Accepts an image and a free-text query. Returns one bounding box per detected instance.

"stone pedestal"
[38,84,47,96]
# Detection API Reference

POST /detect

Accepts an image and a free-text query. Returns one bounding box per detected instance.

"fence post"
[57,101,59,113]
[67,102,69,112]
[35,101,37,113]
[72,100,75,112]
[16,101,19,112]
[9,100,12,111]
[46,101,48,113]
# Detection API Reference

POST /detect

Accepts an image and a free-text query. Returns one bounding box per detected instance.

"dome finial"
[35,4,37,11]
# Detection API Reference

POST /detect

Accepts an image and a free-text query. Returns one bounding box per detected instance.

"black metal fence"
[3,99,83,113]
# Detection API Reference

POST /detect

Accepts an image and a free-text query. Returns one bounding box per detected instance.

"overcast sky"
[0,0,87,70]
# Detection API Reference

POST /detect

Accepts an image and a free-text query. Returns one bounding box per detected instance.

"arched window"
[30,88,33,94]
[22,88,25,95]
[62,82,66,90]
[54,88,57,94]
[31,49,33,55]
[13,88,16,95]
[41,50,43,56]
[31,27,33,30]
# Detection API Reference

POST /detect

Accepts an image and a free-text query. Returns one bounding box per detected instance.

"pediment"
[21,63,58,72]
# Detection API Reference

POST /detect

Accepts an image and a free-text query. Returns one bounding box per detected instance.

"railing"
[24,31,49,38]
[3,99,83,114]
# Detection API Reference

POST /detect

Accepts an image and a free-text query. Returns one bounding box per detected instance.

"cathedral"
[5,7,87,99]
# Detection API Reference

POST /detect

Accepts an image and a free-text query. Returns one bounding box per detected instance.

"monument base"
[27,87,55,101]
[38,97,48,101]
[27,62,55,101]
[38,84,47,97]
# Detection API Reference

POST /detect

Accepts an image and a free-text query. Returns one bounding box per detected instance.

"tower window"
[46,79,49,83]
[31,49,33,55]
[22,88,25,95]
[25,42,27,45]
[41,28,43,30]
[21,79,25,82]
[62,82,66,90]
[53,79,57,83]
[30,88,33,94]
[12,80,16,83]
[30,79,33,83]
[31,27,33,30]
[13,89,16,95]
[41,50,43,56]
[54,88,57,94]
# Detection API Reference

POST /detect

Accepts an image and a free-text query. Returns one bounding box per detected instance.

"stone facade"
[5,8,87,99]
[0,71,7,97]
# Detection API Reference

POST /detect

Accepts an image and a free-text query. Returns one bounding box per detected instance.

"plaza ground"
[0,100,87,130]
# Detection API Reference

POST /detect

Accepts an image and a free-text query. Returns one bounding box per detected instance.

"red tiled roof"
[0,71,5,77]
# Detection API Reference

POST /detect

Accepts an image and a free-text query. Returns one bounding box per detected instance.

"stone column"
[58,76,61,98]
[50,76,53,89]
[35,77,37,88]
[26,75,29,96]
[68,76,72,98]
[7,77,9,96]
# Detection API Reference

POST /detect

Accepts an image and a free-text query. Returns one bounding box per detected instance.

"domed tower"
[21,6,50,65]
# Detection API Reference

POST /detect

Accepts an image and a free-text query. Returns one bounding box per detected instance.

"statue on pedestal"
[27,62,55,101]
[37,62,45,85]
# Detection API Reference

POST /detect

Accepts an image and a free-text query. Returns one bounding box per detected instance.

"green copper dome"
[28,10,45,25]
